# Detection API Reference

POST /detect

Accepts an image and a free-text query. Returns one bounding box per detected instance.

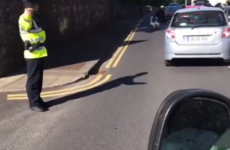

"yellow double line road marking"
[7,74,112,100]
[105,18,144,68]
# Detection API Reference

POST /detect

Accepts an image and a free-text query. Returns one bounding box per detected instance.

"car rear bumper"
[165,53,230,61]
[164,40,230,61]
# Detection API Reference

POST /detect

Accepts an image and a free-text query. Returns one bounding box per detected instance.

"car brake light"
[222,28,230,38]
[166,29,175,39]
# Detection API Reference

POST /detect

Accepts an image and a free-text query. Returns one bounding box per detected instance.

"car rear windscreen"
[171,11,227,28]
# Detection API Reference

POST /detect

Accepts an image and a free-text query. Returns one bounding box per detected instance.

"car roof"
[194,0,209,2]
[167,5,182,7]
[166,6,182,8]
[169,2,178,3]
[166,6,182,9]
[176,7,223,13]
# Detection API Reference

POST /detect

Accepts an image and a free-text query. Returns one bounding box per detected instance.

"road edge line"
[7,74,112,100]
[105,17,145,69]
[112,18,145,67]
[7,74,104,97]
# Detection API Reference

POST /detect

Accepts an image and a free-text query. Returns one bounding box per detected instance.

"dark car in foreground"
[148,89,230,150]
[164,6,183,21]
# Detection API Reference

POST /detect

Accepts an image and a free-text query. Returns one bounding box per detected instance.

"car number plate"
[184,36,208,42]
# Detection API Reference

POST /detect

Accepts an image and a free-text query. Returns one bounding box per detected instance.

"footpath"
[0,16,144,92]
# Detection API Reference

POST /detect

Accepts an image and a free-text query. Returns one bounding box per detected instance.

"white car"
[164,7,230,66]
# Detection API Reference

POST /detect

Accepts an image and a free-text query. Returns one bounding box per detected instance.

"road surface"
[1,16,230,150]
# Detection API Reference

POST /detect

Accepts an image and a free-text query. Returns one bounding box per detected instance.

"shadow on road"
[128,40,147,45]
[88,40,147,75]
[172,59,229,67]
[46,72,148,108]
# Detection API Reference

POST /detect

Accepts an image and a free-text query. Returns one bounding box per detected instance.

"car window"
[204,2,212,6]
[196,2,204,5]
[171,11,227,28]
[160,98,230,150]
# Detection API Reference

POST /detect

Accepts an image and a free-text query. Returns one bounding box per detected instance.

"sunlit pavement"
[1,16,230,150]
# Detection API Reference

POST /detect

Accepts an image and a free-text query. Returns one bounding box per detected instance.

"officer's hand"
[24,41,30,50]
[24,8,34,16]
[29,47,35,52]
[29,42,40,52]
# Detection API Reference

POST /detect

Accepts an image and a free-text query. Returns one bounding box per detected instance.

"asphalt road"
[1,16,230,150]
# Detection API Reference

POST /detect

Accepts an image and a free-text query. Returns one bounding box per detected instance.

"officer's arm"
[19,14,33,31]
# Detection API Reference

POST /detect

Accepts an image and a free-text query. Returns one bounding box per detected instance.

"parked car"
[164,7,230,66]
[168,2,181,6]
[164,6,183,22]
[193,0,212,6]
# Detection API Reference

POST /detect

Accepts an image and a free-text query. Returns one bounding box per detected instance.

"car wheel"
[165,60,173,66]
[148,25,154,32]
[223,60,230,66]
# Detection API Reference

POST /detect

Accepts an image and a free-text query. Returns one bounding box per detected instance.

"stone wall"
[0,0,148,77]
[0,0,24,77]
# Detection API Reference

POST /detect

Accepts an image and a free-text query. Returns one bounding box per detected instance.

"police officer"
[19,0,48,112]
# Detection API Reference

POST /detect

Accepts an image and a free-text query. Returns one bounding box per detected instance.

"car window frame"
[147,89,230,150]
[169,10,228,28]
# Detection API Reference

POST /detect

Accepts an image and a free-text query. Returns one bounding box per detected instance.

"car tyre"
[223,60,230,66]
[165,60,173,66]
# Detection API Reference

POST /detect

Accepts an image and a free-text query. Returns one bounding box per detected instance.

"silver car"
[164,7,230,66]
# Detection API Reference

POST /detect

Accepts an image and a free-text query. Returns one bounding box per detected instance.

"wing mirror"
[148,89,230,150]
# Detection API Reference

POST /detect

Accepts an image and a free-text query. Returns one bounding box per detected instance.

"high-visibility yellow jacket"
[18,13,48,59]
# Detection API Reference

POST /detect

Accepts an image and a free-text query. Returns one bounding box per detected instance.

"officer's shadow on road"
[46,72,148,108]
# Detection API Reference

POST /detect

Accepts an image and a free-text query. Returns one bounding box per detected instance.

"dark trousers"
[26,58,44,107]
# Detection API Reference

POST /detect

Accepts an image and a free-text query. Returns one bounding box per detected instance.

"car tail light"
[222,28,230,38]
[166,29,175,39]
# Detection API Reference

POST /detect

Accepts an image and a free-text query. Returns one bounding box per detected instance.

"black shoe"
[30,104,48,112]
[38,98,46,105]
[39,100,46,105]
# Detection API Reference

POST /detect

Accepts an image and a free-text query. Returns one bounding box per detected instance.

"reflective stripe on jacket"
[18,14,48,59]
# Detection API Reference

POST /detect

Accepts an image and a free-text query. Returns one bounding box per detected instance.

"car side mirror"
[148,89,230,150]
